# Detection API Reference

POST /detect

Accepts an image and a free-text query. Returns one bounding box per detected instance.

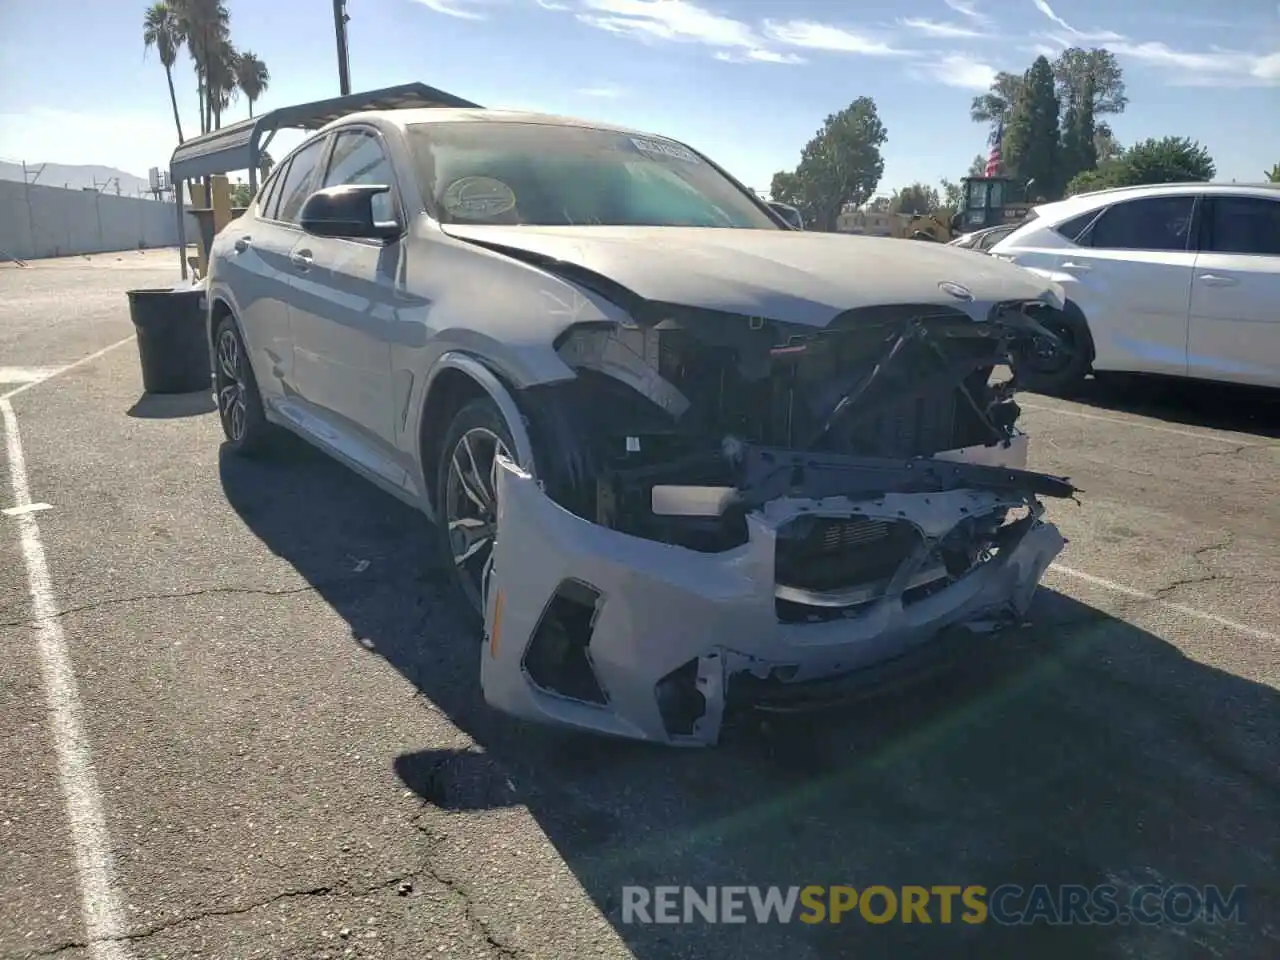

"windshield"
[407,121,777,230]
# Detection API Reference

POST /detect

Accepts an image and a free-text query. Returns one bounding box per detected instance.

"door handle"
[1197,274,1237,286]
[290,249,313,271]
[1061,261,1091,272]
[233,236,250,253]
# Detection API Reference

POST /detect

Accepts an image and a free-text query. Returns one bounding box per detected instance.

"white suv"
[989,182,1280,393]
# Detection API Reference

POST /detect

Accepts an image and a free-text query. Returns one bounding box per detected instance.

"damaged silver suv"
[207,107,1078,746]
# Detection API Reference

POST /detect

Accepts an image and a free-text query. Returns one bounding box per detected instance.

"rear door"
[286,125,409,484]
[1059,194,1199,377]
[1188,194,1280,387]
[212,156,298,400]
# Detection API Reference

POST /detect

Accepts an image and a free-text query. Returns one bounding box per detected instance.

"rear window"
[1053,210,1099,243]
[1084,196,1195,252]
[406,120,777,229]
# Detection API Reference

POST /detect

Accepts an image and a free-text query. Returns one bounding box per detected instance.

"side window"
[322,130,397,223]
[1054,210,1100,243]
[1087,196,1195,252]
[274,137,329,224]
[256,163,287,220]
[1207,196,1280,256]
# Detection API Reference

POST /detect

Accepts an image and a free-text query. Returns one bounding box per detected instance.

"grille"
[776,518,919,593]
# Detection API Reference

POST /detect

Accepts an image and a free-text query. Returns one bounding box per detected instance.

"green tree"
[1052,48,1127,117]
[970,71,1025,125]
[1265,163,1280,183]
[1003,56,1061,197]
[1065,138,1216,195]
[939,178,964,209]
[891,182,940,215]
[770,97,887,232]
[968,154,987,177]
[143,2,186,144]
[1054,48,1123,186]
[1122,137,1215,184]
[233,50,270,118]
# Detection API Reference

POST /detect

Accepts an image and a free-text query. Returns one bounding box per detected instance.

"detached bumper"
[481,455,1065,747]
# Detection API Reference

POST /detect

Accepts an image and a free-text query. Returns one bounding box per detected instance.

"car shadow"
[127,389,216,419]
[219,443,1279,960]
[1054,374,1280,440]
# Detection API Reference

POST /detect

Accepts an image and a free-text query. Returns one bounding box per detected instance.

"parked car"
[949,222,1019,253]
[989,181,1280,393]
[206,107,1078,746]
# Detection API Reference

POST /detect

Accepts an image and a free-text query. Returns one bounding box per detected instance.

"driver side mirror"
[767,201,804,230]
[299,184,401,241]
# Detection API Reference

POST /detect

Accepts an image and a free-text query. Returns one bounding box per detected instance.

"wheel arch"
[417,352,538,509]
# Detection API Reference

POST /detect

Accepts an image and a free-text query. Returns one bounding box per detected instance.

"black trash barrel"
[127,287,210,394]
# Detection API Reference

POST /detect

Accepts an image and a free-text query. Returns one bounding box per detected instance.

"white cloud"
[411,0,491,19]
[715,49,805,64]
[899,17,986,39]
[762,20,907,56]
[568,1,900,63]
[944,0,988,22]
[574,0,792,61]
[1031,0,1124,42]
[912,54,998,89]
[535,0,570,9]
[1110,41,1280,87]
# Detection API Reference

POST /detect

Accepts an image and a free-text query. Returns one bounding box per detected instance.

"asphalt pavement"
[1,250,1277,960]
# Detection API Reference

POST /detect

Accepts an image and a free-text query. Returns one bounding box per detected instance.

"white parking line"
[1048,563,1279,644]
[0,336,136,403]
[1,397,133,960]
[1019,400,1267,446]
[0,366,62,385]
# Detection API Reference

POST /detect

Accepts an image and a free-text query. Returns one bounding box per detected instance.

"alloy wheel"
[444,426,511,614]
[215,327,247,442]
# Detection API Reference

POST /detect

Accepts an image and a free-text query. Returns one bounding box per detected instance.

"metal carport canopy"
[167,82,481,279]
[168,82,481,184]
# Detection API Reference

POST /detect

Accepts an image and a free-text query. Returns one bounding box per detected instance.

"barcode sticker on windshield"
[630,137,700,164]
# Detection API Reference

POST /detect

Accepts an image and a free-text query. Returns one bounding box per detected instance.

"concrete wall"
[0,179,199,260]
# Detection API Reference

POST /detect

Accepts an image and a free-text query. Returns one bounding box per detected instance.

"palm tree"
[143,2,185,143]
[234,51,269,118]
[205,37,239,129]
[172,0,230,134]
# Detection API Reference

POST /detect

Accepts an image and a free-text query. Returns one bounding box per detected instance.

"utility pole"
[333,0,351,95]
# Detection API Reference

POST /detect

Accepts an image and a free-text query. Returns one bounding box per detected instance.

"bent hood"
[442,223,1063,327]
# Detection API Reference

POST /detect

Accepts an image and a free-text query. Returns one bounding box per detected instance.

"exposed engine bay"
[520,300,1074,551]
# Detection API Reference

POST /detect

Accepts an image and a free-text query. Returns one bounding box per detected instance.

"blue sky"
[1,0,1277,196]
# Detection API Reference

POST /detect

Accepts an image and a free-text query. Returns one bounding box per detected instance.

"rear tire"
[1012,300,1093,396]
[214,315,277,457]
[434,396,517,628]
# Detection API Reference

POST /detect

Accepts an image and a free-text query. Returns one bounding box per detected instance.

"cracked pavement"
[1,253,1278,960]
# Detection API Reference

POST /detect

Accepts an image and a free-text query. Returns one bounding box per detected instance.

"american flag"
[985,119,1003,177]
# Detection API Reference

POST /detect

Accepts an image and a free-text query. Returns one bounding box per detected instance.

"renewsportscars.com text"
[621,884,1247,926]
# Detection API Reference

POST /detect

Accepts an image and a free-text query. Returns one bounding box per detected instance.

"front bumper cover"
[481,444,1066,747]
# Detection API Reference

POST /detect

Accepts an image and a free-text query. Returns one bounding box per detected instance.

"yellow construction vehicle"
[950,175,1034,236]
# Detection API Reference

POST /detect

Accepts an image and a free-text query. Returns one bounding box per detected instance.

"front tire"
[214,316,276,457]
[434,397,516,626]
[1011,300,1093,396]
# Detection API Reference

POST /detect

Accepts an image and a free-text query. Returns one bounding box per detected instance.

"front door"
[1188,194,1280,387]
[286,127,407,483]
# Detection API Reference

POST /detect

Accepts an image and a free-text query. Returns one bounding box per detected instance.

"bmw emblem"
[938,281,974,302]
